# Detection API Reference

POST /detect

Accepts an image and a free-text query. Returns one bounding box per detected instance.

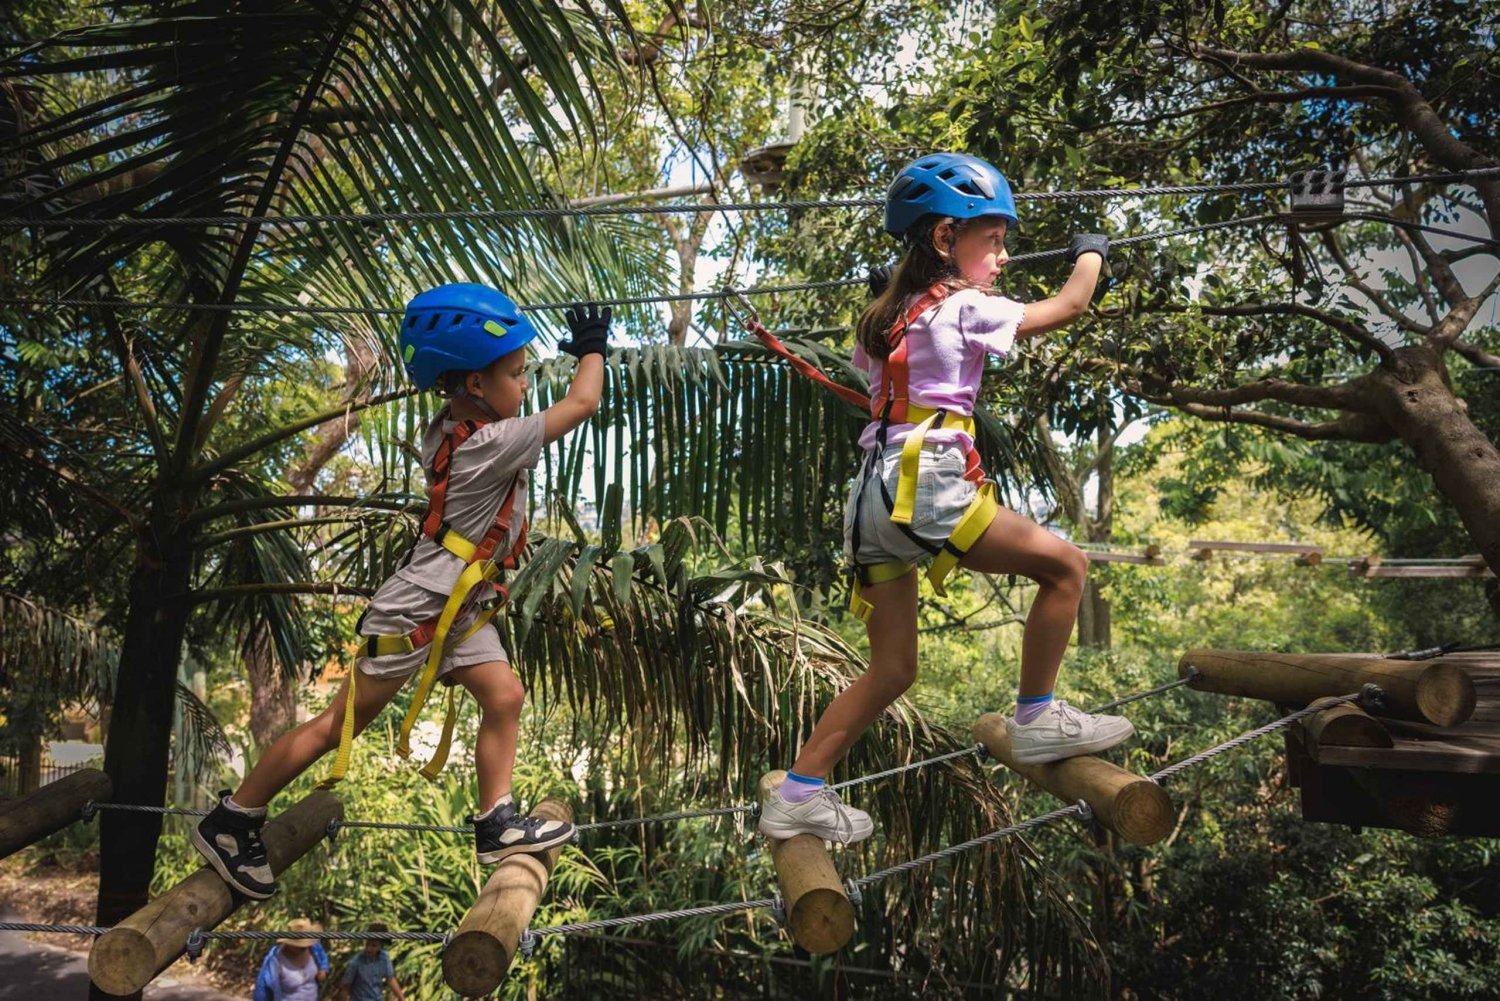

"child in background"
[760,153,1134,842]
[195,285,610,897]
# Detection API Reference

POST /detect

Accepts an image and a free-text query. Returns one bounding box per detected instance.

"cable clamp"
[325,819,341,843]
[517,929,539,959]
[1181,662,1200,681]
[1074,799,1095,825]
[769,892,786,927]
[185,927,207,962]
[80,800,98,823]
[974,741,990,761]
[843,878,863,908]
[1358,684,1387,711]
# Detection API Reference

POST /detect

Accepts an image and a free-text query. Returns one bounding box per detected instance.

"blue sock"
[1015,692,1054,725]
[779,770,826,804]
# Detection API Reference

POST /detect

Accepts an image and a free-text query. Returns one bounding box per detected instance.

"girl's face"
[937,217,1010,284]
[466,346,529,418]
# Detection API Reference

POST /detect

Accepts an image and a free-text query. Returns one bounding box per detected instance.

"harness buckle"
[722,288,760,329]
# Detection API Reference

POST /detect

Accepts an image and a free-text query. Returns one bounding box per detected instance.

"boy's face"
[466,346,529,418]
[364,941,382,957]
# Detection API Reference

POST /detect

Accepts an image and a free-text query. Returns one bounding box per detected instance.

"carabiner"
[721,287,761,329]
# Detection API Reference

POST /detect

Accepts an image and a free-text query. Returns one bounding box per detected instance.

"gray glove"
[1067,233,1110,264]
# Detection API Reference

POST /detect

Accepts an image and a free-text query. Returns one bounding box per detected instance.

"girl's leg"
[451,659,525,812]
[958,505,1089,699]
[789,568,920,779]
[235,671,408,809]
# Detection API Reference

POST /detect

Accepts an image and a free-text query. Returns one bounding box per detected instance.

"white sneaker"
[1005,700,1135,765]
[758,783,874,844]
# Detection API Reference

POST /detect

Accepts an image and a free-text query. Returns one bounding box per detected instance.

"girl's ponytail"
[855,215,987,359]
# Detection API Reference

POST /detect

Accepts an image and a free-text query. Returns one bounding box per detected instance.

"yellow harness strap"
[889,406,977,525]
[848,561,915,621]
[926,482,999,594]
[317,526,503,790]
[846,482,999,623]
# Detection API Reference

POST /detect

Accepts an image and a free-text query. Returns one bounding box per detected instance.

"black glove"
[867,265,893,298]
[559,303,611,359]
[1067,233,1110,264]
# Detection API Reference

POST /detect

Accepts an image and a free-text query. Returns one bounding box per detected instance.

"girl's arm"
[542,304,609,445]
[1015,235,1107,339]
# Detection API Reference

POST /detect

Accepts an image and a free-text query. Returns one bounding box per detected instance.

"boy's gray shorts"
[354,577,509,682]
[843,442,978,567]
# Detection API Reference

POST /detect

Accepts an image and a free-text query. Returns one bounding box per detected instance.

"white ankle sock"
[475,793,514,820]
[224,795,266,817]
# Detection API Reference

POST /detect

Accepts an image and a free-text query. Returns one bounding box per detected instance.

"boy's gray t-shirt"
[340,949,395,1000]
[390,407,546,601]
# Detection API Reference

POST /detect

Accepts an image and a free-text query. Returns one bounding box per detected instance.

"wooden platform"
[1287,653,1500,837]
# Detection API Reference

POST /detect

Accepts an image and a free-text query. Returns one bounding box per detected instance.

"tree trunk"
[17,734,42,797]
[1078,428,1114,648]
[93,514,195,1001]
[247,627,298,751]
[1369,346,1500,615]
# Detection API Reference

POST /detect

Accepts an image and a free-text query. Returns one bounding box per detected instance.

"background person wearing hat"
[252,917,329,1001]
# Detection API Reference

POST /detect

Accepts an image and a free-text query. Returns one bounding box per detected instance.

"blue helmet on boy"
[398,283,539,390]
[883,153,1019,238]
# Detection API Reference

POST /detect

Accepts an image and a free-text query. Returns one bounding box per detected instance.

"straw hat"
[278,918,322,948]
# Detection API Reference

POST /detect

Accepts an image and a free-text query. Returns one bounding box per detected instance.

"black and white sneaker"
[474,801,575,863]
[191,791,275,900]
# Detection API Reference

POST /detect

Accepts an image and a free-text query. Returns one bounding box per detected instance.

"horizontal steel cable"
[2,167,1496,230]
[0,212,1277,316]
[1148,691,1363,785]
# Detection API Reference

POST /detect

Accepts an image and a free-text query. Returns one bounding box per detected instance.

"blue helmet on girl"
[399,283,539,390]
[883,153,1019,238]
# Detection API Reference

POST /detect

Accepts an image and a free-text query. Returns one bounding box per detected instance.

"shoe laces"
[1051,699,1088,736]
[243,827,268,866]
[814,787,856,845]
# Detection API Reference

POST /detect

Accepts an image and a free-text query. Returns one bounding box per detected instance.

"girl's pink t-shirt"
[853,288,1025,452]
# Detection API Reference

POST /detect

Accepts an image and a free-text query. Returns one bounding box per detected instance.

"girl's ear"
[930,219,954,258]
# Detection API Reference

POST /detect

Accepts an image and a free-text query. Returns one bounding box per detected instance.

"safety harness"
[320,417,528,788]
[728,288,1000,622]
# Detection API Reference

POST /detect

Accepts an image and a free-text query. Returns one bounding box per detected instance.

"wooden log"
[89,790,342,996]
[972,716,1172,845]
[443,798,573,996]
[1180,650,1476,727]
[0,767,111,861]
[1302,702,1393,756]
[756,771,855,955]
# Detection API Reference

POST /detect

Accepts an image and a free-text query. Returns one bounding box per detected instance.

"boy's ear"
[466,370,484,396]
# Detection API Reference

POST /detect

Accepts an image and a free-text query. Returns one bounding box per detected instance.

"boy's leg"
[194,670,406,899]
[451,658,573,862]
[451,659,524,812]
[235,671,408,809]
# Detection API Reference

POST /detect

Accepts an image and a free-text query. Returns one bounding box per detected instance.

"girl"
[759,153,1133,842]
[195,284,609,898]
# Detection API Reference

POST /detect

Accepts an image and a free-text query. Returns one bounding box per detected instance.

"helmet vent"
[425,313,440,331]
[903,182,931,202]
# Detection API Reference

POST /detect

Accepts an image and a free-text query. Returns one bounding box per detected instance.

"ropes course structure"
[19,633,1493,996]
[0,680,1373,995]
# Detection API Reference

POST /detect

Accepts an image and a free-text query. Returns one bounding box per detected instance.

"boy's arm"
[387,975,406,1000]
[1015,235,1107,339]
[543,304,610,446]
